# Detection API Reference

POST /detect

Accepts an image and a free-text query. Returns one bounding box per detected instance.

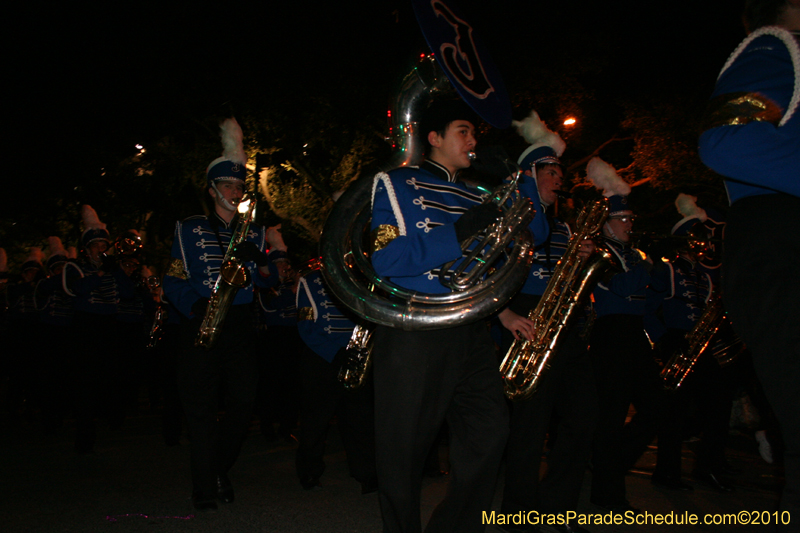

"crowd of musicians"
[1,1,798,531]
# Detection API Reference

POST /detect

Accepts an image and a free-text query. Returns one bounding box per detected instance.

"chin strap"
[211,182,239,212]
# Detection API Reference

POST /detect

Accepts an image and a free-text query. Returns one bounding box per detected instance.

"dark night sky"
[9,0,746,211]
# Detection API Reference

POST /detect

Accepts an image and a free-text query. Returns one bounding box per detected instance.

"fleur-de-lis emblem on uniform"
[413,196,427,209]
[416,218,433,233]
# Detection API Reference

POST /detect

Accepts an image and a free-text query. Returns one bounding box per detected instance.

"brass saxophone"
[338,323,374,390]
[146,303,165,350]
[500,197,612,401]
[195,198,257,349]
[660,292,726,391]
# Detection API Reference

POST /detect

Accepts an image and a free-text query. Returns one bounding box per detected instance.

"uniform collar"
[422,159,459,183]
[603,235,630,250]
[212,211,237,229]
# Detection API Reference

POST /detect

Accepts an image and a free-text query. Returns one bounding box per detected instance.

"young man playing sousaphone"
[369,99,548,533]
[496,111,598,533]
[162,117,287,511]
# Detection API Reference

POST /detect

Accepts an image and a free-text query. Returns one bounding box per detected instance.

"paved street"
[0,408,783,532]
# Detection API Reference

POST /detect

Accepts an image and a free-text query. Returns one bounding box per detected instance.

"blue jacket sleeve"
[698,34,800,195]
[603,261,652,298]
[515,173,550,247]
[371,176,463,278]
[162,223,203,320]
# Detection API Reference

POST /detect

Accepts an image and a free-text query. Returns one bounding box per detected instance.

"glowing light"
[563,117,577,126]
[238,199,251,214]
[135,144,143,150]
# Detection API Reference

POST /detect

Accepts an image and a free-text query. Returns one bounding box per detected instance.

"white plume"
[48,236,68,258]
[81,205,107,231]
[512,110,565,156]
[675,193,707,222]
[220,117,247,166]
[586,157,630,197]
[26,247,45,265]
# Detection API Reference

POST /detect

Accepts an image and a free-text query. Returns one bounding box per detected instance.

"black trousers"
[71,312,122,453]
[500,294,598,515]
[256,325,301,436]
[295,344,375,485]
[654,329,735,480]
[177,305,258,498]
[589,314,667,506]
[373,321,508,533]
[725,193,800,519]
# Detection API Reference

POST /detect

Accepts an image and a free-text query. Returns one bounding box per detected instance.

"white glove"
[266,224,287,252]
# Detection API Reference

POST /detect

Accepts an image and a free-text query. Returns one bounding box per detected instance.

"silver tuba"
[319,55,535,332]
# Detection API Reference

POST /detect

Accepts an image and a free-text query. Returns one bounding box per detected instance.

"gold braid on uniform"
[371,224,400,253]
[166,258,188,280]
[297,307,314,321]
[701,91,783,131]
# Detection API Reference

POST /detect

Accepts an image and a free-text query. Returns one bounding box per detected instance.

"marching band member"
[369,99,547,533]
[162,117,287,511]
[497,112,597,533]
[114,232,158,425]
[5,248,45,421]
[294,268,377,494]
[585,158,668,514]
[698,0,800,519]
[254,257,301,443]
[64,205,136,453]
[0,249,9,391]
[646,195,736,492]
[37,237,75,434]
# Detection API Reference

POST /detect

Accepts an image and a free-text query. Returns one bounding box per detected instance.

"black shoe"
[423,467,448,478]
[300,476,322,491]
[591,500,642,515]
[498,524,539,533]
[192,492,218,511]
[360,478,378,495]
[717,460,742,476]
[651,473,694,491]
[216,475,234,503]
[693,468,735,492]
[542,524,591,533]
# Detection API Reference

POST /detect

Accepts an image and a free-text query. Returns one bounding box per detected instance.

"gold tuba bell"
[500,197,613,400]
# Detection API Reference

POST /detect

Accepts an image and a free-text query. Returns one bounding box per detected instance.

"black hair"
[419,99,479,148]
[744,0,789,31]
